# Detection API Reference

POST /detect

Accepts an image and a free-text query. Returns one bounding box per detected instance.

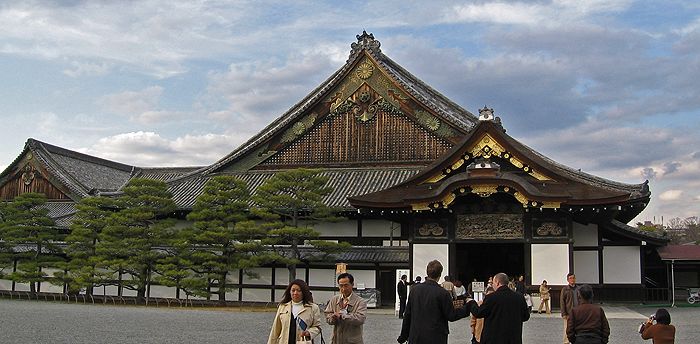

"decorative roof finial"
[478,106,494,121]
[349,31,381,61]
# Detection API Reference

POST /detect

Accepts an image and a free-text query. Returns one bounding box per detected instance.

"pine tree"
[96,178,176,302]
[252,168,350,281]
[0,193,62,294]
[186,175,271,304]
[61,196,116,295]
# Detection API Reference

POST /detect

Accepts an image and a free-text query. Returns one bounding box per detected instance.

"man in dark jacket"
[397,260,469,344]
[468,272,530,344]
[397,274,408,318]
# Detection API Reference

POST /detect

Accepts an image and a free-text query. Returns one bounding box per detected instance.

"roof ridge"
[28,138,135,172]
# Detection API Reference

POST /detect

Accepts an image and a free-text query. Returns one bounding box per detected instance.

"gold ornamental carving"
[417,223,445,237]
[355,62,374,79]
[21,165,35,186]
[456,214,524,239]
[471,184,498,198]
[536,222,564,236]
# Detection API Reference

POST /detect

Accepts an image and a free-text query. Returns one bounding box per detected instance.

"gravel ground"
[0,299,697,343]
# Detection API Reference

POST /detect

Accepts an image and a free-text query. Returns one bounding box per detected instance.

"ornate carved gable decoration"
[424,109,552,184]
[0,153,70,200]
[412,184,561,211]
[456,214,524,240]
[258,55,460,167]
[414,218,448,239]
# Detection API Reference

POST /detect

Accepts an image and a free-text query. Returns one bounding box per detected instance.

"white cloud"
[659,189,683,201]
[442,0,632,27]
[63,60,111,77]
[97,86,186,124]
[84,131,235,167]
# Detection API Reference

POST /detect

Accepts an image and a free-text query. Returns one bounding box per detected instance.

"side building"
[0,32,670,306]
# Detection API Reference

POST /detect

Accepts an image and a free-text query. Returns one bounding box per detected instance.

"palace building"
[0,32,671,307]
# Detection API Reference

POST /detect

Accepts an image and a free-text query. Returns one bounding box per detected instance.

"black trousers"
[399,297,407,317]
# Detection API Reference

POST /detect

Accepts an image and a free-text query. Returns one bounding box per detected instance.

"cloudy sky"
[1,0,698,224]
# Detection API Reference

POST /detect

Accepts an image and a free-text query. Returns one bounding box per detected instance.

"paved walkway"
[0,299,697,343]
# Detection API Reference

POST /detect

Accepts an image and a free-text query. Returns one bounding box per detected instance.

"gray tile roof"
[295,245,409,264]
[168,167,422,210]
[135,167,204,182]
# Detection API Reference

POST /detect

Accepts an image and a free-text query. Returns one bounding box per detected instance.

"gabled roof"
[349,109,650,218]
[657,244,700,261]
[200,32,478,174]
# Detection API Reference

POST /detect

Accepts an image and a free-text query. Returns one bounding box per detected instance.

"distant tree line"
[0,168,349,303]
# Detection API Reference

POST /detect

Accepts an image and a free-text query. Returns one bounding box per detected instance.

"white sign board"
[471,281,485,293]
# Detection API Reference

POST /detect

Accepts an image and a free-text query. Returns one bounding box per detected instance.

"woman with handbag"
[268,279,322,344]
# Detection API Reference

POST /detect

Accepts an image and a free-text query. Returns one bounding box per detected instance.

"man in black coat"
[468,272,530,344]
[397,274,408,318]
[397,260,469,344]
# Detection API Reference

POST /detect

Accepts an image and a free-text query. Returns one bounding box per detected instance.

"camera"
[649,314,656,320]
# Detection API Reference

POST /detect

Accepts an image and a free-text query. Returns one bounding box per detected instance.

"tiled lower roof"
[168,167,422,210]
[294,246,409,264]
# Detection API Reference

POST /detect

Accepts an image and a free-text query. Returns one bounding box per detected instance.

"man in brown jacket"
[560,273,581,344]
[325,272,367,344]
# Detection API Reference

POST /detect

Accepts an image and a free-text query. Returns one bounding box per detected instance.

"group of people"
[268,267,676,344]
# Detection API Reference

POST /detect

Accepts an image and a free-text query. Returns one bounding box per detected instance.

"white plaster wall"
[149,285,176,298]
[275,267,290,286]
[531,244,570,286]
[313,290,336,305]
[227,269,240,284]
[225,289,240,302]
[603,246,641,284]
[38,282,63,293]
[383,240,409,246]
[573,222,598,247]
[274,288,286,302]
[574,251,600,284]
[349,270,375,289]
[241,287,271,302]
[14,283,29,291]
[243,268,273,285]
[412,244,449,281]
[309,268,337,287]
[0,279,12,290]
[313,221,357,237]
[363,220,400,237]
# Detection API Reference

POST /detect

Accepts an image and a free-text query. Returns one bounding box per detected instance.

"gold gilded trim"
[442,193,456,207]
[411,202,431,211]
[512,191,529,206]
[541,201,561,209]
[471,184,498,197]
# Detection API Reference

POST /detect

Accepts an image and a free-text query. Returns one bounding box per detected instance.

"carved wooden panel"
[413,218,449,239]
[0,164,70,200]
[259,108,453,167]
[532,218,567,238]
[456,214,523,239]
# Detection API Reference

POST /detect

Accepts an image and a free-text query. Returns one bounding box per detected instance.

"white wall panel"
[148,285,176,298]
[313,221,357,237]
[0,279,12,291]
[574,251,599,284]
[412,244,449,281]
[309,268,337,287]
[312,290,336,305]
[573,222,598,247]
[38,282,63,293]
[225,289,240,302]
[362,220,400,237]
[531,244,570,286]
[226,270,240,284]
[14,283,29,292]
[243,268,273,285]
[603,246,641,284]
[349,270,375,289]
[241,287,271,302]
[275,268,289,286]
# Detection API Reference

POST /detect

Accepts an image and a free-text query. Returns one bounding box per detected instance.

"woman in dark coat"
[566,284,610,344]
[640,308,675,344]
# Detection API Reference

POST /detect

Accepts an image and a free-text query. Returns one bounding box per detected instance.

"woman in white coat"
[268,279,322,344]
